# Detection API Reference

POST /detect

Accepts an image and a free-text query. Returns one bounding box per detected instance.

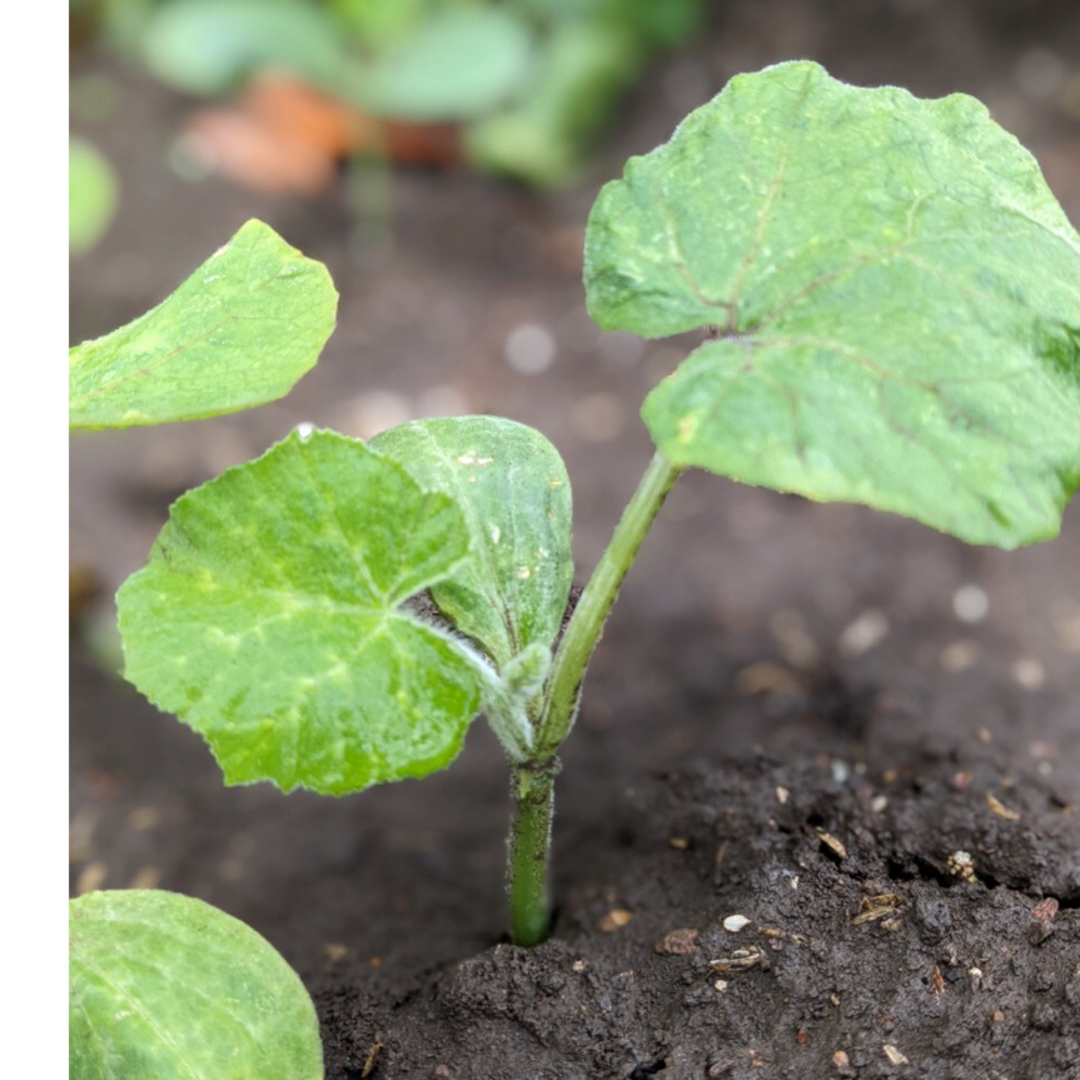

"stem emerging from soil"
[536,450,682,759]
[507,450,680,945]
[508,760,559,947]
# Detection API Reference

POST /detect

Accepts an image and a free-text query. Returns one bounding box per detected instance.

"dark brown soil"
[71,1,1080,1077]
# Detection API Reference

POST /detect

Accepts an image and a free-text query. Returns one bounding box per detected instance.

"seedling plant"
[88,64,1080,969]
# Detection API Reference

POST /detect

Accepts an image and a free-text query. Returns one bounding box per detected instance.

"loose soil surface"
[71,2,1080,1076]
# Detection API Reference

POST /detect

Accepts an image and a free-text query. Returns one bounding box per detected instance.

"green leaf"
[355,8,534,122]
[371,417,573,669]
[70,890,322,1080]
[143,0,345,96]
[117,430,484,795]
[466,21,638,188]
[69,220,337,430]
[70,139,118,256]
[585,61,1080,548]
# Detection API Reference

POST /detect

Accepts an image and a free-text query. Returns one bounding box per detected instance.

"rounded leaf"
[585,61,1080,547]
[69,890,322,1080]
[117,430,484,795]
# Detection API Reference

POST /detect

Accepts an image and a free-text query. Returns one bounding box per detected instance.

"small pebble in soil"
[951,770,974,790]
[504,323,555,375]
[953,584,989,622]
[713,979,729,993]
[883,1044,909,1065]
[832,1049,850,1067]
[1012,657,1046,690]
[654,928,700,955]
[571,959,587,973]
[838,608,889,657]
[323,943,348,970]
[668,836,689,849]
[723,914,751,933]
[1029,897,1059,945]
[598,908,633,932]
[775,786,790,805]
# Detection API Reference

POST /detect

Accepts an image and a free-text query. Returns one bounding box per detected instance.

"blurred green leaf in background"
[69,139,119,255]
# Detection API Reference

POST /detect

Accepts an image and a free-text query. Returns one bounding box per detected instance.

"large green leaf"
[117,430,485,795]
[70,890,322,1080]
[585,61,1080,548]
[70,139,118,256]
[69,220,337,430]
[371,417,573,668]
[143,0,345,96]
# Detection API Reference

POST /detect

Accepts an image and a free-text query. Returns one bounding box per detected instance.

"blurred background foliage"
[69,0,704,227]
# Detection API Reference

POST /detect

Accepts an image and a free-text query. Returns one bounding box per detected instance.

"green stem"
[508,759,559,946]
[537,449,682,759]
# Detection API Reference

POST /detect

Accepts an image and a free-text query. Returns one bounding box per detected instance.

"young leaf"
[370,417,573,668]
[585,61,1080,548]
[117,430,484,795]
[70,890,322,1080]
[69,219,337,430]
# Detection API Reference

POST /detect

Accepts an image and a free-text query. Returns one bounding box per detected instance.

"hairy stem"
[537,450,682,758]
[508,759,559,946]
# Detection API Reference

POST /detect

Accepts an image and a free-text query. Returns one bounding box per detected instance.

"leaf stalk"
[536,449,682,759]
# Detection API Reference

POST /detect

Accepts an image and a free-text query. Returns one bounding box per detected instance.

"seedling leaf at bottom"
[69,890,323,1080]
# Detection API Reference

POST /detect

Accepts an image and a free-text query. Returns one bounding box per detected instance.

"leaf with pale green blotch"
[117,430,485,795]
[69,220,337,429]
[585,61,1080,548]
[371,417,573,668]
[70,890,322,1080]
